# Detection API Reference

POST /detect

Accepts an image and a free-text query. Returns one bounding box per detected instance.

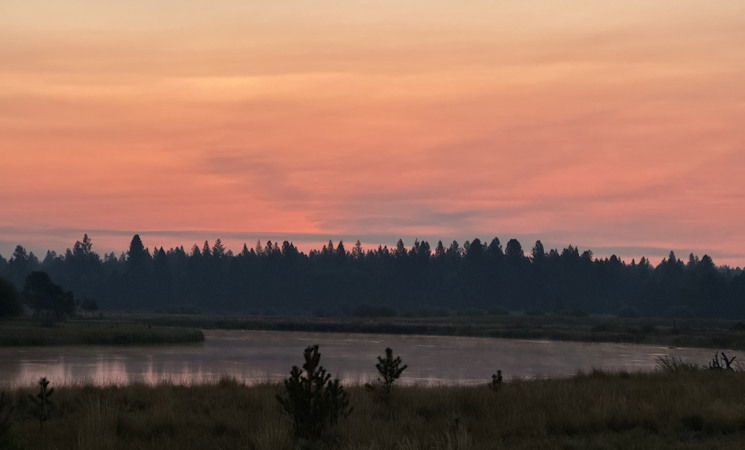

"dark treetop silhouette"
[0,234,744,318]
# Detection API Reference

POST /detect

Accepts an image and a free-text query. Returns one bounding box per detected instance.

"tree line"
[1,234,744,318]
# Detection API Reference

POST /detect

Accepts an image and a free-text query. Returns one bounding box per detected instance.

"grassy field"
[4,370,745,449]
[131,313,745,350]
[0,320,205,346]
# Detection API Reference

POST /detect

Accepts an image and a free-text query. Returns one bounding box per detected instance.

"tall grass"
[5,371,745,449]
[656,355,700,373]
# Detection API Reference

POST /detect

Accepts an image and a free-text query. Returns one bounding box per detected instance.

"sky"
[1,1,744,265]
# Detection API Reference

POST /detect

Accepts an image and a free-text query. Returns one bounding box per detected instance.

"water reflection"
[0,330,738,388]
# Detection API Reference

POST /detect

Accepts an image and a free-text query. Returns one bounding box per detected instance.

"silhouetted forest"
[1,234,744,318]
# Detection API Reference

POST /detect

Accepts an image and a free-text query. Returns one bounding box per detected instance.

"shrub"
[277,345,351,443]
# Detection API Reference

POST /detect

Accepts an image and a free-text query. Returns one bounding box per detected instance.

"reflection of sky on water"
[0,330,740,388]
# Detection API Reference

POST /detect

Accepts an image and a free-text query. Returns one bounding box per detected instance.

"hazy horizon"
[1,228,741,268]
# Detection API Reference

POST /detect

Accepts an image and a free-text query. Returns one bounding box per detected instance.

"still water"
[0,330,737,387]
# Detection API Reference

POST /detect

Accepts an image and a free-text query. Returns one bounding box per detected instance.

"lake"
[0,330,737,387]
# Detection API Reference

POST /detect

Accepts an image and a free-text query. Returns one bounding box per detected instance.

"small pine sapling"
[489,370,503,392]
[277,345,352,443]
[374,347,408,395]
[28,377,55,430]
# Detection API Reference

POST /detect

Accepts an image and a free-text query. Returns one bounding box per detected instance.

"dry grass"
[5,370,745,449]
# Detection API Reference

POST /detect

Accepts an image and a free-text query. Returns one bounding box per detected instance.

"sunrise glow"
[1,0,744,264]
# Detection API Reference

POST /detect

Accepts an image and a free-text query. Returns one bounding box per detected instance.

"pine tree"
[277,345,351,442]
[212,239,226,258]
[352,240,364,260]
[434,241,446,258]
[531,240,546,262]
[127,235,147,266]
[505,239,524,259]
[374,347,407,394]
[486,237,503,259]
[28,377,54,430]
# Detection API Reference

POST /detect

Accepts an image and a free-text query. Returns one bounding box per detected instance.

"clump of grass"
[656,356,699,373]
[708,352,736,371]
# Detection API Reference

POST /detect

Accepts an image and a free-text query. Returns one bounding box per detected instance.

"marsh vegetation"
[138,313,745,350]
[0,320,204,346]
[3,369,745,449]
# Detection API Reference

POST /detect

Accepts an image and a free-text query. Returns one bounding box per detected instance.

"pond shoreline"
[1,328,740,388]
[131,313,745,351]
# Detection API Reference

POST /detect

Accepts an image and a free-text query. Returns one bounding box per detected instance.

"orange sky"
[1,1,744,265]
